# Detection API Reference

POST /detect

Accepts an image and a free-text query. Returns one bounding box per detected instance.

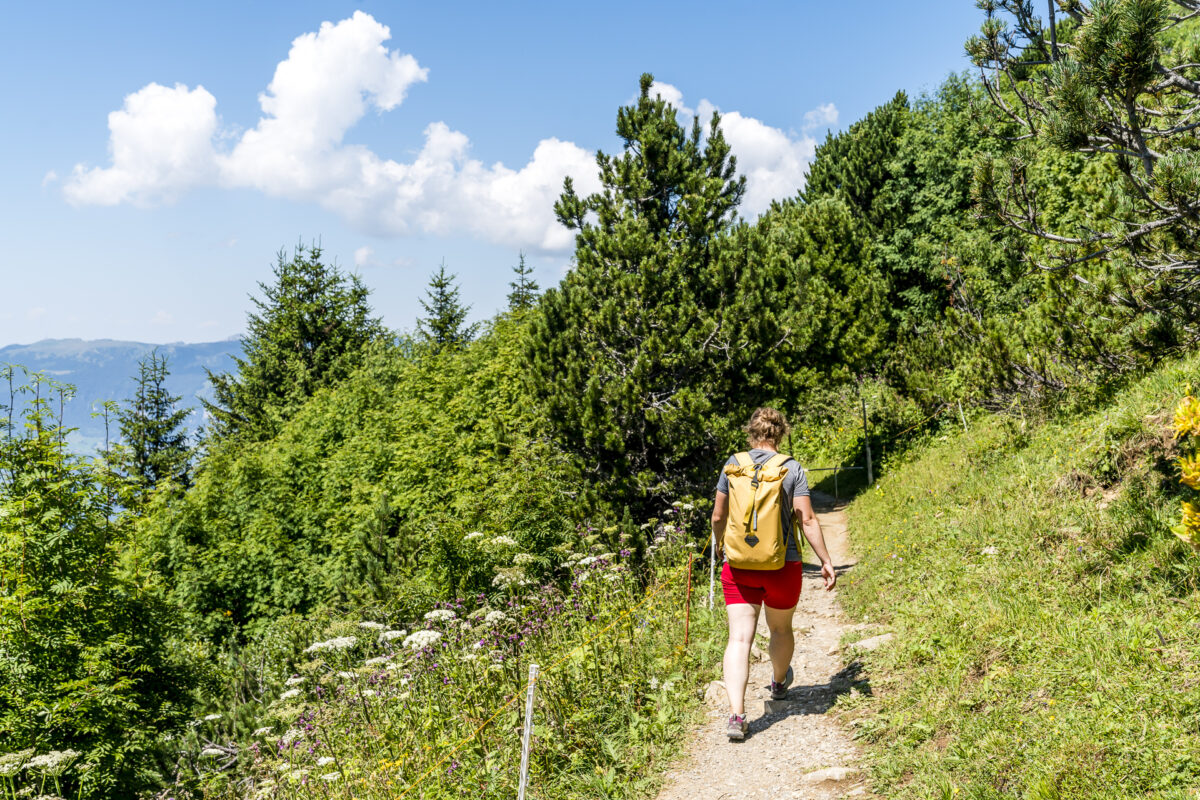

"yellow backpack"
[723,451,798,570]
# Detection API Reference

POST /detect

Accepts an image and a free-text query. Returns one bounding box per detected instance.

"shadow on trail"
[741,661,871,740]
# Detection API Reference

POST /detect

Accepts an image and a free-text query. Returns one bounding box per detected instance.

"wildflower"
[460,653,479,662]
[279,689,301,701]
[492,567,527,588]
[464,531,484,540]
[281,728,303,745]
[336,671,356,679]
[576,556,598,567]
[597,552,615,560]
[672,500,684,508]
[321,771,341,782]
[26,750,80,776]
[364,655,391,667]
[489,535,518,547]
[424,609,457,623]
[304,636,357,654]
[649,677,659,690]
[284,676,305,686]
[484,610,508,625]
[199,748,225,759]
[0,749,32,777]
[1175,394,1200,438]
[316,756,335,767]
[682,503,695,511]
[513,552,536,566]
[253,727,272,737]
[403,630,443,650]
[358,621,385,630]
[379,629,407,642]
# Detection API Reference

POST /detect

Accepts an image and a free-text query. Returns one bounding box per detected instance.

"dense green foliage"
[0,371,199,797]
[146,317,578,641]
[203,244,385,441]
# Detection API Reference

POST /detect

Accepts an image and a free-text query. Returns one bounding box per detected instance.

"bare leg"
[723,602,761,715]
[763,604,796,683]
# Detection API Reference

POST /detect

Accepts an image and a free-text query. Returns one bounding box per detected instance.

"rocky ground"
[654,492,878,800]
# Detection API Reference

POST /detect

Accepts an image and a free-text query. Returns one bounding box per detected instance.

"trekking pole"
[517,663,539,800]
[684,553,694,649]
[708,531,715,610]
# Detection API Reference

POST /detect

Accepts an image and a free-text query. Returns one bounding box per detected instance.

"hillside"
[0,338,238,452]
[838,356,1200,798]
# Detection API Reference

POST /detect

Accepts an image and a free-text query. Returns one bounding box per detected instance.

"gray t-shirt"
[716,449,810,562]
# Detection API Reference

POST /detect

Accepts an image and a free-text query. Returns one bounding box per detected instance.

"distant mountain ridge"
[1,338,241,453]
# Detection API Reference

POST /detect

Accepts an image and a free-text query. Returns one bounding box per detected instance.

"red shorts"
[721,561,803,609]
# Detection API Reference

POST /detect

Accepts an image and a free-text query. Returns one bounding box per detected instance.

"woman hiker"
[710,407,837,740]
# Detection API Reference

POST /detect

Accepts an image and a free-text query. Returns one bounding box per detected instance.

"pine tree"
[203,243,385,440]
[417,262,478,353]
[506,252,540,311]
[114,349,191,491]
[529,73,789,517]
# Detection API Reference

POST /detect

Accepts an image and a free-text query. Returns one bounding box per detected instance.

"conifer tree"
[529,73,816,516]
[114,349,191,491]
[204,243,385,440]
[417,262,478,352]
[506,252,540,311]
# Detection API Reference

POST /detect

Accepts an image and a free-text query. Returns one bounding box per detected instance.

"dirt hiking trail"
[655,492,875,800]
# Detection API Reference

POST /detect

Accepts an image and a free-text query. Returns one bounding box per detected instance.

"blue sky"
[0,2,984,346]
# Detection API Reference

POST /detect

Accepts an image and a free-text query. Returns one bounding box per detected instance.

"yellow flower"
[1173,394,1200,439]
[1181,455,1200,490]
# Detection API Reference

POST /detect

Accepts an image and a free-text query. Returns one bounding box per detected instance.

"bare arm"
[794,494,836,590]
[711,490,728,554]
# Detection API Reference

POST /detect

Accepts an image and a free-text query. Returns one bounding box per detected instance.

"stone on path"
[703,680,728,710]
[849,632,894,652]
[802,766,860,784]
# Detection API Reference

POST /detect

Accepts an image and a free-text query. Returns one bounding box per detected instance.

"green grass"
[838,354,1200,799]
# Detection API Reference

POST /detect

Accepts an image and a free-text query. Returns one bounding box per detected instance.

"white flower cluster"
[199,748,226,759]
[464,531,484,540]
[280,728,303,745]
[284,676,305,686]
[26,750,80,776]
[279,689,301,701]
[321,772,341,782]
[512,552,536,566]
[202,713,222,722]
[489,535,518,547]
[379,629,407,643]
[492,567,530,588]
[403,630,443,650]
[303,636,357,654]
[358,621,385,630]
[483,610,508,625]
[423,609,457,623]
[364,655,391,667]
[597,552,615,560]
[575,556,598,567]
[0,750,32,778]
[253,727,273,737]
[316,756,335,767]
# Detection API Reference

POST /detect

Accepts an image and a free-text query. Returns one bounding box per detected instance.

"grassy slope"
[838,355,1200,799]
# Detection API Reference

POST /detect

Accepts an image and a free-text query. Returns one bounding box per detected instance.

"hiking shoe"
[769,665,794,701]
[726,714,748,740]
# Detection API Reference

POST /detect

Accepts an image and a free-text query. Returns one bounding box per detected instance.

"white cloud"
[66,82,219,206]
[803,103,839,131]
[151,310,173,325]
[42,170,58,187]
[354,246,374,267]
[64,13,833,249]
